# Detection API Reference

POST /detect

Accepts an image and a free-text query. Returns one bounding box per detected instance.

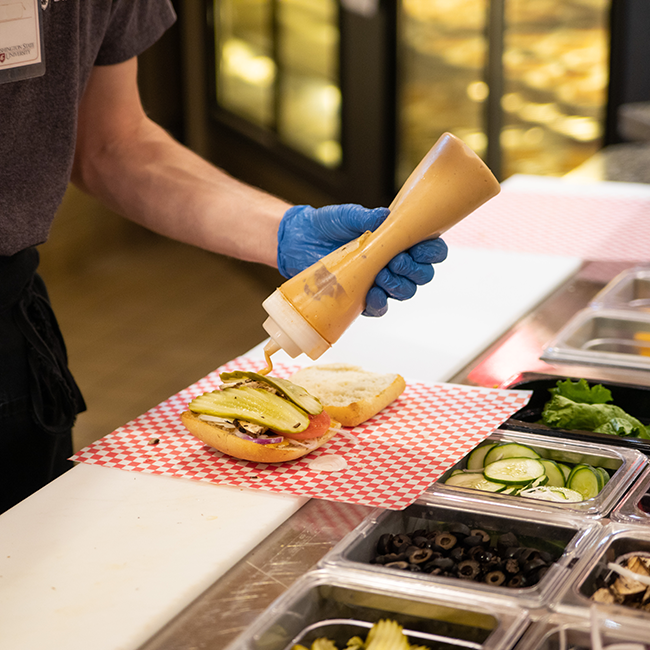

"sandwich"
[181,370,340,463]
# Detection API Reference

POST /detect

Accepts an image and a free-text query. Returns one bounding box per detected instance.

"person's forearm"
[73,115,291,267]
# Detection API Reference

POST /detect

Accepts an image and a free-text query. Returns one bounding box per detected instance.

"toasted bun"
[289,363,406,427]
[181,410,339,463]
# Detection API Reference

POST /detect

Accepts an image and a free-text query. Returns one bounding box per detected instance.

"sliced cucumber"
[567,464,602,490]
[484,457,546,484]
[466,443,496,470]
[500,486,519,494]
[520,486,584,503]
[567,465,602,500]
[540,459,566,487]
[596,466,610,486]
[557,463,572,481]
[445,472,506,492]
[483,443,541,467]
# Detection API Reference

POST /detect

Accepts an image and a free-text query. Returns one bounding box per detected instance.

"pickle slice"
[220,371,323,415]
[190,386,310,433]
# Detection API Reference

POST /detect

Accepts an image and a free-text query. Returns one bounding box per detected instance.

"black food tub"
[501,372,650,455]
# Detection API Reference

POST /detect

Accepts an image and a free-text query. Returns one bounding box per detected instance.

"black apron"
[0,247,85,512]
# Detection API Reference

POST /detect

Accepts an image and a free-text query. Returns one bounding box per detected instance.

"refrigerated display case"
[396,0,610,182]
[215,0,342,167]
[178,0,644,207]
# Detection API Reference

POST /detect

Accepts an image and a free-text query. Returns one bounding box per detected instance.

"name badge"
[0,0,45,84]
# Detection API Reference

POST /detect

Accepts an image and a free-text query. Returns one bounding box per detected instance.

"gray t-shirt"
[0,0,176,256]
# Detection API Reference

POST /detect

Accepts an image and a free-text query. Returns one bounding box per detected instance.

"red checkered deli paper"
[71,358,531,510]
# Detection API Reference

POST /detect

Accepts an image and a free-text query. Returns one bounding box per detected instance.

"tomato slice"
[280,411,331,441]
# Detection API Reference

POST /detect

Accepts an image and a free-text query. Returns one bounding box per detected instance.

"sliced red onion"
[233,429,283,445]
[198,414,236,428]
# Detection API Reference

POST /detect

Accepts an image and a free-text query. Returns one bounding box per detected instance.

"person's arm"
[71,56,290,267]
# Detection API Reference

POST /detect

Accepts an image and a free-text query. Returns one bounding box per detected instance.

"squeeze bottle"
[262,132,500,361]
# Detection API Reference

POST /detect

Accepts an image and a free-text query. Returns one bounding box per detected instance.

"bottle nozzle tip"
[264,339,281,356]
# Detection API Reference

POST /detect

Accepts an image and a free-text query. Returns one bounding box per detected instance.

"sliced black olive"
[497,532,519,551]
[433,532,457,551]
[412,528,428,539]
[507,573,526,588]
[382,552,405,564]
[505,558,520,575]
[404,544,422,557]
[408,548,434,565]
[483,557,503,573]
[517,547,540,564]
[385,561,410,570]
[449,546,465,562]
[376,533,392,555]
[469,547,493,563]
[537,550,553,564]
[503,546,520,559]
[457,559,481,580]
[407,563,422,572]
[426,566,443,576]
[527,566,549,585]
[448,522,471,539]
[523,557,549,576]
[390,534,412,553]
[431,556,456,572]
[470,529,491,544]
[413,536,430,549]
[484,570,506,586]
[462,535,483,549]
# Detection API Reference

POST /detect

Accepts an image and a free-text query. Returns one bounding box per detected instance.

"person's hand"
[277,204,448,317]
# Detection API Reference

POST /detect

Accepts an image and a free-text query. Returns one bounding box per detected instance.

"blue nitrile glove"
[277,204,448,317]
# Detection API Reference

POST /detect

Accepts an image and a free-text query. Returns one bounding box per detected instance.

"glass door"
[396,0,490,185]
[501,0,610,177]
[397,0,610,182]
[214,0,341,168]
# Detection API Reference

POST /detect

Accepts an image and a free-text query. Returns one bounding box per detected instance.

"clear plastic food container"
[319,491,600,610]
[610,466,650,525]
[557,522,650,626]
[514,610,650,650]
[541,307,650,371]
[224,568,530,650]
[590,265,650,312]
[427,430,646,518]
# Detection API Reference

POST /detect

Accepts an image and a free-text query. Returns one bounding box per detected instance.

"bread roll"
[290,363,406,427]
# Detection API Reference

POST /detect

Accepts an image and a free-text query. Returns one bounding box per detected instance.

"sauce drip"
[259,339,280,376]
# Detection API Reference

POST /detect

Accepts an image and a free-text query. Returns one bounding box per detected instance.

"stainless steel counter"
[138,260,649,650]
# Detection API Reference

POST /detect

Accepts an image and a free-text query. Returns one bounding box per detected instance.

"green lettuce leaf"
[542,394,650,438]
[550,378,612,405]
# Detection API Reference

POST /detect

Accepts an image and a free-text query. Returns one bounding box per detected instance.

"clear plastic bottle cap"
[262,290,330,360]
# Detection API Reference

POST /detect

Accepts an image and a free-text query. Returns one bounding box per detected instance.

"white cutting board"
[0,246,581,650]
